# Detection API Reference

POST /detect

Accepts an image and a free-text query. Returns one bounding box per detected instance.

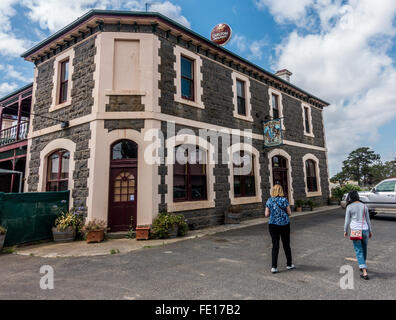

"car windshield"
[376,180,396,192]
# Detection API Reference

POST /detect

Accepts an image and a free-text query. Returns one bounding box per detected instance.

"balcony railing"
[0,121,29,147]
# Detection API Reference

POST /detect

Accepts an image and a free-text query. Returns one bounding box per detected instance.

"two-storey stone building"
[20,10,330,231]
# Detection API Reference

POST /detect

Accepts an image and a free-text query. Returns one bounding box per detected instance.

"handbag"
[350,206,365,240]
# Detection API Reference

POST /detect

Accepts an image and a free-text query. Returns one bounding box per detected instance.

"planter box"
[52,227,75,243]
[295,207,302,212]
[136,226,150,240]
[0,234,6,252]
[86,230,105,243]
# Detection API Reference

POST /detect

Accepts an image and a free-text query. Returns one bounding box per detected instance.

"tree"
[330,171,349,185]
[341,147,381,186]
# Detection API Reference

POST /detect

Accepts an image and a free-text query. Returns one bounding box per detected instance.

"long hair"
[346,190,360,207]
[271,184,285,198]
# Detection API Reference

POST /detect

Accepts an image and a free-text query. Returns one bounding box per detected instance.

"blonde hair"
[271,184,285,197]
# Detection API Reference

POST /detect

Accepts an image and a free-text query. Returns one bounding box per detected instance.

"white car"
[358,178,396,218]
[341,193,347,209]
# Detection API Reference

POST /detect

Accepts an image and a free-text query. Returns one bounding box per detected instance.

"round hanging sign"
[210,23,232,46]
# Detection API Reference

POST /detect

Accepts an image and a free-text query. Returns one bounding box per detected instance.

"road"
[1,208,395,300]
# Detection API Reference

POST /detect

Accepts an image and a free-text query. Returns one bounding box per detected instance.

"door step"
[107,231,130,239]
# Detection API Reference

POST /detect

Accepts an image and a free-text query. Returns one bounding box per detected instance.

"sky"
[1,0,396,176]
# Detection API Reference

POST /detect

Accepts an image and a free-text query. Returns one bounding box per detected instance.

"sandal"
[360,274,370,280]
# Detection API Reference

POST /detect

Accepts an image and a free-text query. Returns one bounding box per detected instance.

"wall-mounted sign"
[263,119,283,147]
[210,23,232,46]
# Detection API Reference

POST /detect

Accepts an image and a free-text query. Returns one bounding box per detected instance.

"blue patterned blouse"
[266,197,290,226]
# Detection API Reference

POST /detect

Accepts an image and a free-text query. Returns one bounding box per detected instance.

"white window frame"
[174,46,205,109]
[50,49,75,112]
[302,103,315,137]
[302,153,322,197]
[228,143,262,205]
[232,71,253,122]
[268,87,285,130]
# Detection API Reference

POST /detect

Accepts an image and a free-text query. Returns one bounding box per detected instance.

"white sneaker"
[286,264,295,270]
[271,268,278,273]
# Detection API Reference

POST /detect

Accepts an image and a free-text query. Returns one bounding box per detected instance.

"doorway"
[108,140,138,232]
[272,155,289,200]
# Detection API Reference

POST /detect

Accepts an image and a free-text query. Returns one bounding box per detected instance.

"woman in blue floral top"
[265,184,294,273]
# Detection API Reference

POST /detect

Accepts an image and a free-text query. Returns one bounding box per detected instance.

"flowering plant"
[81,219,107,234]
[0,226,7,235]
[151,212,188,239]
[54,207,84,233]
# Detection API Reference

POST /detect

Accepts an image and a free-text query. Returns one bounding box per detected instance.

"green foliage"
[110,248,120,254]
[295,200,304,208]
[126,217,136,239]
[151,212,189,239]
[81,219,107,234]
[0,226,7,235]
[331,184,362,201]
[54,208,84,236]
[305,200,316,208]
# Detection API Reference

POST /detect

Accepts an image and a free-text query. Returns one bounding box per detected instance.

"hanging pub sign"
[210,23,232,46]
[263,119,283,147]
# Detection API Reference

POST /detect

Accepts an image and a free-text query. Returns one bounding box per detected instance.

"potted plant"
[302,200,315,211]
[82,219,107,243]
[328,197,340,205]
[136,225,151,240]
[0,225,7,252]
[295,200,303,212]
[52,208,84,243]
[224,205,242,224]
[151,212,188,239]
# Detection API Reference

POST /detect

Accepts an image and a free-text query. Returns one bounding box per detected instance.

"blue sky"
[1,0,396,176]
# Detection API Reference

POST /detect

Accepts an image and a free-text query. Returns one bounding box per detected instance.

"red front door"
[108,167,137,232]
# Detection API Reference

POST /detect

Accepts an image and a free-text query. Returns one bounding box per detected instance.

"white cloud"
[248,39,268,60]
[0,82,18,97]
[229,34,268,61]
[21,0,190,33]
[260,0,396,175]
[0,64,32,83]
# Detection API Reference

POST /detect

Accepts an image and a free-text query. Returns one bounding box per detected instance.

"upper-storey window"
[272,93,279,119]
[59,60,69,104]
[236,79,246,116]
[181,56,194,101]
[304,106,311,133]
[305,159,318,192]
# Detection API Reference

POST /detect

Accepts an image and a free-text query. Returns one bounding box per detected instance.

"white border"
[232,71,253,122]
[302,153,322,197]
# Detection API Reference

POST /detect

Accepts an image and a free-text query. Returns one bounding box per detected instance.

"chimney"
[275,69,293,82]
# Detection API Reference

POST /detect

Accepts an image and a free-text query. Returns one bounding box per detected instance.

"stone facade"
[105,95,145,112]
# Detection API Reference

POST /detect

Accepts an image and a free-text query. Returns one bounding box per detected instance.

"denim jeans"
[352,230,369,269]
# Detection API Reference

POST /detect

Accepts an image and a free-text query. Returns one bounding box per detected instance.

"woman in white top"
[344,190,373,280]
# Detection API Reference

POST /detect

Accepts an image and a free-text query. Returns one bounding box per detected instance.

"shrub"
[54,207,84,233]
[331,184,362,202]
[151,212,188,239]
[0,226,6,235]
[81,219,107,234]
[295,200,304,208]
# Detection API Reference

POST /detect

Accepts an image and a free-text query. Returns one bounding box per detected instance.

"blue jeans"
[352,230,369,269]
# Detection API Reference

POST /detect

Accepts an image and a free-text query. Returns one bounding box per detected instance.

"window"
[236,80,246,115]
[173,145,207,202]
[376,181,396,192]
[304,106,311,133]
[46,149,70,192]
[272,94,279,119]
[181,56,194,101]
[305,159,318,192]
[112,140,138,160]
[59,60,69,104]
[233,151,256,197]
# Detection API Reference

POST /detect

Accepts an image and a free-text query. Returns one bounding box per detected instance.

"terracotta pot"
[296,207,302,212]
[136,226,150,240]
[0,233,6,251]
[52,227,75,243]
[86,230,105,243]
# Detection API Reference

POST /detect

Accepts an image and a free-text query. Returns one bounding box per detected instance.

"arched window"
[112,140,138,160]
[46,149,70,191]
[173,145,207,202]
[305,159,318,192]
[233,151,256,198]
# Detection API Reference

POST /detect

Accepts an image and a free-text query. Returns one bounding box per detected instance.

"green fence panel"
[0,191,69,247]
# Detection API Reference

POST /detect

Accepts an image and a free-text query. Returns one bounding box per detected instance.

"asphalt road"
[1,208,396,300]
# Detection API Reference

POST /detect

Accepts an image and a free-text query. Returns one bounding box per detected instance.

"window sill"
[168,200,215,212]
[306,191,322,197]
[174,95,205,109]
[49,100,72,112]
[231,196,262,205]
[233,111,253,122]
[105,90,146,96]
